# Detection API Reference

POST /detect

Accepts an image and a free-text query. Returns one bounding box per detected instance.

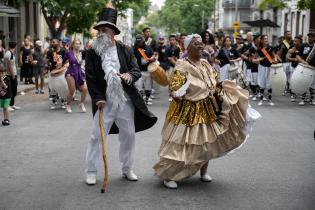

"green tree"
[128,0,151,25]
[157,0,215,34]
[20,0,150,38]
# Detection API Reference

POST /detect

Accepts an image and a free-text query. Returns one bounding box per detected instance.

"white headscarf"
[184,34,202,50]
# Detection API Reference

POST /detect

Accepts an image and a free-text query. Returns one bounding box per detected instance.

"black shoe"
[29,80,34,84]
[2,119,10,126]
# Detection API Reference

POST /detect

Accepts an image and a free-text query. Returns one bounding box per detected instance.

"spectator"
[32,40,45,94]
[20,37,34,84]
[4,41,20,112]
[0,67,11,126]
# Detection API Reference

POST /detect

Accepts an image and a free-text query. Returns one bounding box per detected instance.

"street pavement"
[0,87,315,210]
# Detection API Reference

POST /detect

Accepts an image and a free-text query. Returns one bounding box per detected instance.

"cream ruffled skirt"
[153,81,261,181]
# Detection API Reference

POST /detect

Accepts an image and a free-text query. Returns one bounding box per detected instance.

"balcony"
[223,0,251,9]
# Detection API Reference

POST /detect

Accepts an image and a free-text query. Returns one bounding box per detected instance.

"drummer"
[296,32,315,106]
[216,36,241,81]
[253,34,279,106]
[133,34,157,105]
[277,31,293,95]
[286,35,303,102]
[45,38,67,110]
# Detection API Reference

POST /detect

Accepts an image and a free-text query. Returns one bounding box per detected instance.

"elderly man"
[153,34,260,189]
[84,4,157,185]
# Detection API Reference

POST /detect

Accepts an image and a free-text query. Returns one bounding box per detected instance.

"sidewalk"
[17,78,48,95]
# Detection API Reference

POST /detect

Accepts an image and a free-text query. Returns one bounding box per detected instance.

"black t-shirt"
[145,38,157,53]
[298,43,315,67]
[134,45,154,72]
[157,45,168,70]
[248,46,259,72]
[290,48,300,68]
[217,47,240,67]
[0,76,11,99]
[46,48,66,71]
[240,43,254,68]
[257,46,274,67]
[165,45,180,68]
[279,40,294,63]
[20,46,32,65]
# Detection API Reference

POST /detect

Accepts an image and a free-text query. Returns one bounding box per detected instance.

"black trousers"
[8,75,17,106]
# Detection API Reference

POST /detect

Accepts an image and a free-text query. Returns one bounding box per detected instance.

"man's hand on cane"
[96,100,106,110]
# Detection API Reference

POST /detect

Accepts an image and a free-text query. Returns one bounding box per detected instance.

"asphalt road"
[0,88,315,210]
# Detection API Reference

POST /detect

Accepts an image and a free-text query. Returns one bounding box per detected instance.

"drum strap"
[261,48,273,64]
[283,40,290,49]
[53,51,61,64]
[138,48,149,61]
[306,44,315,63]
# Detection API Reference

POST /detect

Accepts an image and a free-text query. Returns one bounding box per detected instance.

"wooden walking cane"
[99,109,109,193]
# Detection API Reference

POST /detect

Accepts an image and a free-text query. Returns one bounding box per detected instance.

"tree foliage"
[19,0,150,38]
[156,0,215,34]
[128,0,151,25]
[258,0,315,10]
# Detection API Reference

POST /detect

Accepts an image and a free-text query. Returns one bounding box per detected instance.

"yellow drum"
[148,61,169,87]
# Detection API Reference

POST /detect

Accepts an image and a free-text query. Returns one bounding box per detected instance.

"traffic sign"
[233,21,240,29]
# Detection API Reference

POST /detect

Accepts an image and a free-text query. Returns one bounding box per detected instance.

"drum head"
[290,64,315,95]
[270,67,286,96]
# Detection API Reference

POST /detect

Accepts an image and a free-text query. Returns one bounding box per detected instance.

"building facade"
[0,0,48,48]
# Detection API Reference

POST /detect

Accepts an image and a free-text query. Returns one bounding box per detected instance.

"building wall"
[0,0,47,49]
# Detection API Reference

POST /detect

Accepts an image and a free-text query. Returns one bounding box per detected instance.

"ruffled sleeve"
[168,70,186,92]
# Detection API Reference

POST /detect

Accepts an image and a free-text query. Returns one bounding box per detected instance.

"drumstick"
[99,109,109,193]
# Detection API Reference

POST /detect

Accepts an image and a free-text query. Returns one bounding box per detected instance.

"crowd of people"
[133,28,315,107]
[0,32,94,126]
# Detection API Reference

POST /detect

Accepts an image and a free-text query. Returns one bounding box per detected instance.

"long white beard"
[92,33,126,111]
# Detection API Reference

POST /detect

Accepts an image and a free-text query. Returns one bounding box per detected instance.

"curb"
[17,82,48,95]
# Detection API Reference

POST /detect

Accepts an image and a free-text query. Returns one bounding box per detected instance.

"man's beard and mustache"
[92,33,113,55]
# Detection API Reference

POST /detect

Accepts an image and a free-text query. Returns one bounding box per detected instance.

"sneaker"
[122,170,138,181]
[200,174,213,182]
[147,97,153,102]
[249,94,253,98]
[79,103,86,113]
[150,95,156,99]
[252,96,257,101]
[20,91,25,96]
[2,119,10,126]
[290,96,295,102]
[66,105,72,113]
[61,105,66,109]
[258,100,263,106]
[8,107,15,112]
[12,105,21,110]
[35,89,39,94]
[86,174,96,185]
[263,97,268,101]
[310,100,315,105]
[50,105,56,110]
[168,97,173,102]
[40,90,45,94]
[146,101,152,105]
[163,180,178,189]
[299,101,305,106]
[268,100,275,106]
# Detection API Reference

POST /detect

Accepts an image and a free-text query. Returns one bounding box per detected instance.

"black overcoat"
[85,41,157,134]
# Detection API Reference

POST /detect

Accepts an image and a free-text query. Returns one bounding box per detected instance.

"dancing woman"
[153,34,261,189]
[62,40,88,113]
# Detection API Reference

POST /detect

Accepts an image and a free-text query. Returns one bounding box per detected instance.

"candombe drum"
[148,61,169,87]
[50,69,68,100]
[229,64,239,80]
[270,63,286,96]
[290,63,315,95]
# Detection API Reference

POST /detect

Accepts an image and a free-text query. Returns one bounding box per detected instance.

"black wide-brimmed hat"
[94,7,120,35]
